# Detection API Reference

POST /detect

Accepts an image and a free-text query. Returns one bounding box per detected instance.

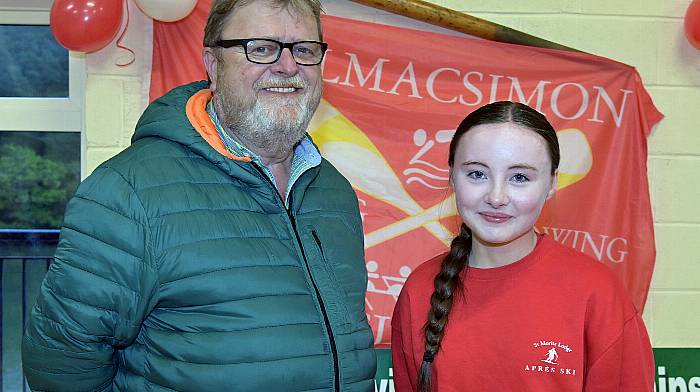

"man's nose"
[270,47,299,75]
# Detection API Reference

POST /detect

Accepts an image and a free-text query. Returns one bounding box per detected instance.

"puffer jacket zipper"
[251,163,340,392]
[310,229,340,392]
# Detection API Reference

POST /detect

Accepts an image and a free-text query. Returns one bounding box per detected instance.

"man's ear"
[203,47,219,91]
[547,170,559,200]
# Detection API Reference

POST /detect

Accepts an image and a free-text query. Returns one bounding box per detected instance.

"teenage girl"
[391,101,654,392]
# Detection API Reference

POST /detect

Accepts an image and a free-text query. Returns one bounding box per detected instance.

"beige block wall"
[84,0,152,174]
[84,0,700,347]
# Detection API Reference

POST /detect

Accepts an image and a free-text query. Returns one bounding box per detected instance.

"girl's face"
[451,122,557,250]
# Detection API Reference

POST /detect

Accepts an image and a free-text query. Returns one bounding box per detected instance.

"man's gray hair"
[203,0,324,51]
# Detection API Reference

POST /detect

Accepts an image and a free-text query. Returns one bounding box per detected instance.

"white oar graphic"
[308,100,594,249]
[557,128,592,189]
[364,194,456,248]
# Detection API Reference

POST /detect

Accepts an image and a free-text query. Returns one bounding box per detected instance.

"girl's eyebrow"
[461,162,538,171]
[461,161,488,168]
[509,164,539,171]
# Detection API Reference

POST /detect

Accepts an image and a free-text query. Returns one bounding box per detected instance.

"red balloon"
[686,0,700,49]
[50,0,123,53]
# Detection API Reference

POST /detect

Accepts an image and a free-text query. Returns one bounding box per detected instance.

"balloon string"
[115,0,136,67]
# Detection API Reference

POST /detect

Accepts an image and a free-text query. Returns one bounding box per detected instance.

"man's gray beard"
[215,84,321,158]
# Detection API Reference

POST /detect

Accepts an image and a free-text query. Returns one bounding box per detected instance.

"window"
[0,7,86,230]
[0,5,85,389]
[0,24,69,98]
[0,131,81,229]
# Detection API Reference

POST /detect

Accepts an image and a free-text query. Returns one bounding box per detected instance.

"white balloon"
[134,0,197,22]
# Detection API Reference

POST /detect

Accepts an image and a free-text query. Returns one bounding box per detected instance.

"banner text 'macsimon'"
[322,51,634,128]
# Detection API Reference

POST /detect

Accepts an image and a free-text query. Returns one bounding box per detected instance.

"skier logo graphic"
[542,348,559,365]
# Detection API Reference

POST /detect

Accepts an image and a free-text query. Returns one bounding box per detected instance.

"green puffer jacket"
[22,81,377,392]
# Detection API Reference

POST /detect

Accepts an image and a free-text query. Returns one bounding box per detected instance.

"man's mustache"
[254,75,307,90]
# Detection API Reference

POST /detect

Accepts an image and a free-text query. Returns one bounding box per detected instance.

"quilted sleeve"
[22,166,160,392]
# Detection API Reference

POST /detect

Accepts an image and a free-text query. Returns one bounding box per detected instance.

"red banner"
[151,9,662,349]
[149,0,209,101]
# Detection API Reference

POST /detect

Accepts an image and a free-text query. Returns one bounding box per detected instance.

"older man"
[21,1,377,390]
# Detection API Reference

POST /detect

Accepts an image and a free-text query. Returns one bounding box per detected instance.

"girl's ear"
[547,170,559,200]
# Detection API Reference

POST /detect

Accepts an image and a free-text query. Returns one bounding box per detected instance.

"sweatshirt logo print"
[524,339,578,377]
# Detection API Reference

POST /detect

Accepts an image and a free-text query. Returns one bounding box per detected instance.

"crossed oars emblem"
[308,99,593,249]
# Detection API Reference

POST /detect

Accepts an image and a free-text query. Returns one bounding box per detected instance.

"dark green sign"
[654,348,700,392]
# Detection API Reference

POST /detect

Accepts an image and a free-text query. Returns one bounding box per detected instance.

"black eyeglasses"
[214,38,328,66]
